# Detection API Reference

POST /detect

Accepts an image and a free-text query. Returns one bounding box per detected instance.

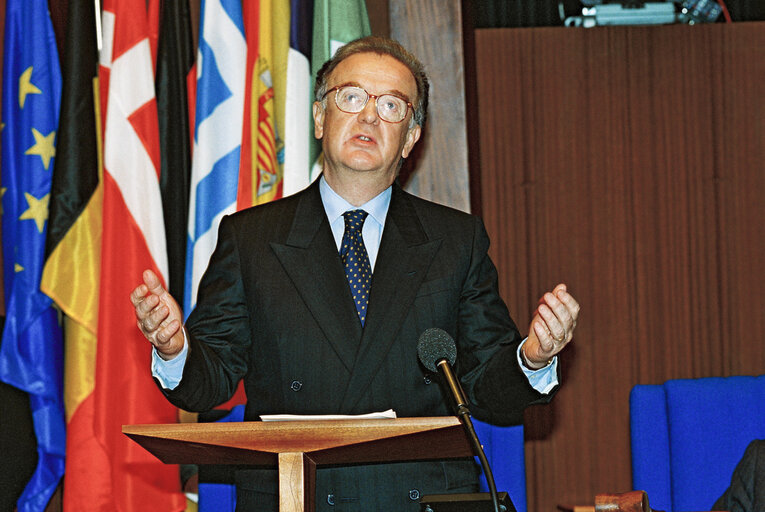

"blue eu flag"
[0,1,64,510]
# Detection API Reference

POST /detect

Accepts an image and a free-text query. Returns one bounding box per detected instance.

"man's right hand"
[130,269,185,360]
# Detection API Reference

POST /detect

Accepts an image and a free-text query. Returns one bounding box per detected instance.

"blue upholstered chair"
[630,375,765,512]
[198,407,528,511]
[197,405,243,512]
[473,419,527,512]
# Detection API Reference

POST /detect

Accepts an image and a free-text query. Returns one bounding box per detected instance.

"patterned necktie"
[340,210,372,326]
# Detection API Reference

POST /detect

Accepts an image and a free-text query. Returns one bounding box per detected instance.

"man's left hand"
[523,283,580,369]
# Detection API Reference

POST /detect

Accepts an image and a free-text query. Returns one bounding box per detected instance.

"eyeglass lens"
[335,86,408,123]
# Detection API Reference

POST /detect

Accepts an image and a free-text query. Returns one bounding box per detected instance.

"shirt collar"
[319,175,392,227]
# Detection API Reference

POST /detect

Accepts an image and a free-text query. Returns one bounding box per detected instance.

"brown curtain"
[473,22,765,510]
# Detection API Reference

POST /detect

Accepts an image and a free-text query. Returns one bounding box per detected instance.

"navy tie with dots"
[340,210,372,326]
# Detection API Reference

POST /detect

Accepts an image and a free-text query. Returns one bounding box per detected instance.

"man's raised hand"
[523,283,580,369]
[129,269,185,360]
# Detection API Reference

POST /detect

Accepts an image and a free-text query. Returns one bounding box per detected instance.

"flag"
[310,0,371,83]
[95,0,185,509]
[156,0,195,304]
[184,0,247,315]
[309,0,371,179]
[282,0,314,196]
[247,0,290,207]
[0,1,64,510]
[236,0,259,209]
[238,0,290,208]
[38,0,103,507]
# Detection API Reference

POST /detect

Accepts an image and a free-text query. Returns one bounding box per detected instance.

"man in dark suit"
[131,36,580,510]
[713,440,765,512]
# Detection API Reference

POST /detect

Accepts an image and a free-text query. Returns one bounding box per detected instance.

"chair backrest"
[473,419,527,512]
[630,375,765,512]
[198,410,527,512]
[197,405,244,512]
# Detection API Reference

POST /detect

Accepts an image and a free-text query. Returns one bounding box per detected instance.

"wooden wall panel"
[473,23,765,510]
[390,0,471,212]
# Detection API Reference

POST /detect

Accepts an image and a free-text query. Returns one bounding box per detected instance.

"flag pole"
[94,0,102,51]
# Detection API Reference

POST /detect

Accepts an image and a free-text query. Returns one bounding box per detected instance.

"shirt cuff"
[151,329,188,390]
[517,338,559,395]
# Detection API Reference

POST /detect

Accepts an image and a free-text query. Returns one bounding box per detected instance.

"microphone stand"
[437,359,501,512]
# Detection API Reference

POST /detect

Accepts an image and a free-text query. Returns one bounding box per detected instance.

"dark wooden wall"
[389,0,472,212]
[474,22,765,510]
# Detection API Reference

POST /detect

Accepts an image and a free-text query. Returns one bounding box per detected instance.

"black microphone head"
[417,328,457,372]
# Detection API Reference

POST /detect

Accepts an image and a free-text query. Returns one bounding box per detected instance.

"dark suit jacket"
[164,179,557,510]
[713,440,765,512]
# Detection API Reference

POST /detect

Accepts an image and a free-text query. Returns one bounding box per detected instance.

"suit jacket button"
[409,488,420,501]
[290,380,302,392]
[327,494,335,505]
[423,376,432,385]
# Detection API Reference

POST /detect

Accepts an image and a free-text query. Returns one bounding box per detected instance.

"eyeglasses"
[323,85,413,124]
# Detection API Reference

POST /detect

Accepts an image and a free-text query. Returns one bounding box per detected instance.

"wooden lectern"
[123,417,474,512]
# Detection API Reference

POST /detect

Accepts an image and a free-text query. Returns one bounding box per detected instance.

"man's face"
[313,52,421,185]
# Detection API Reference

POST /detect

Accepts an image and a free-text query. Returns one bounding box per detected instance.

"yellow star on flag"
[19,192,49,233]
[25,128,56,170]
[14,263,24,273]
[19,66,42,108]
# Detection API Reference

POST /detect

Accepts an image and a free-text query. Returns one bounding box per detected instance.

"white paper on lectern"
[259,409,397,422]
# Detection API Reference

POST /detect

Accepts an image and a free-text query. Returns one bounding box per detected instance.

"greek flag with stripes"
[184,0,246,317]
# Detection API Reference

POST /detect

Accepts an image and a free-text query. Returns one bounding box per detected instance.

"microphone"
[417,328,507,512]
[417,328,469,416]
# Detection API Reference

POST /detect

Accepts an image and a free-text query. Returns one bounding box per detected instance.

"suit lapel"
[269,182,362,371]
[340,185,442,411]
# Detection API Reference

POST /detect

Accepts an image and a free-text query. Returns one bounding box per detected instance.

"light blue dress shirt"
[154,176,558,394]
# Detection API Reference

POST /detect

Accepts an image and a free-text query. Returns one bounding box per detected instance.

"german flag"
[40,0,103,508]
